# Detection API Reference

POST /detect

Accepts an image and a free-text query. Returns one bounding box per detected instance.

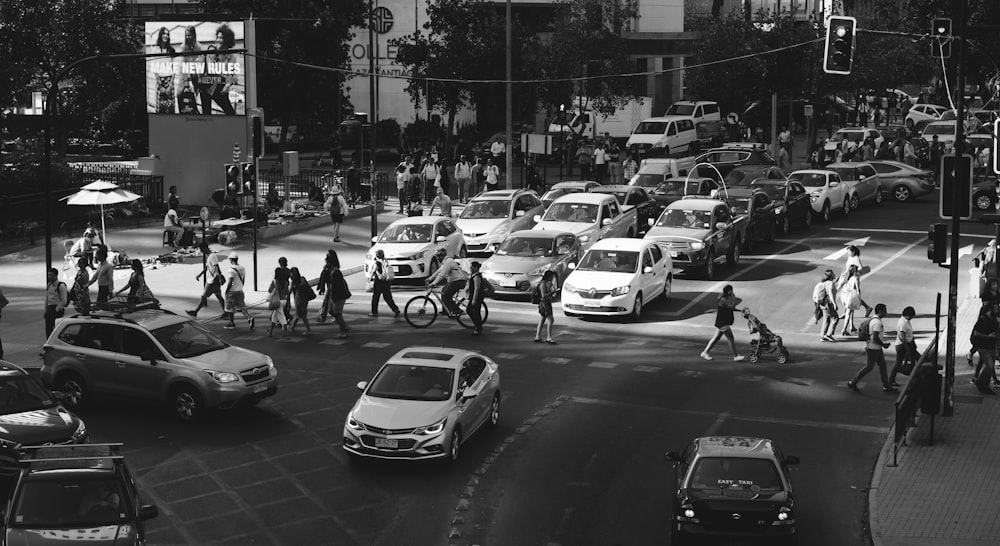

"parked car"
[694,143,776,179]
[724,189,778,252]
[665,436,799,545]
[626,115,699,157]
[822,127,885,162]
[627,157,698,190]
[365,216,465,281]
[904,103,947,129]
[533,192,637,248]
[561,238,672,319]
[646,177,721,208]
[540,181,600,209]
[4,443,158,545]
[456,189,544,256]
[644,197,746,279]
[41,309,278,422]
[723,165,787,189]
[787,169,854,222]
[920,121,957,152]
[481,230,583,297]
[972,174,999,212]
[0,360,88,447]
[591,185,663,236]
[825,161,883,208]
[748,179,813,233]
[868,160,936,201]
[342,347,501,462]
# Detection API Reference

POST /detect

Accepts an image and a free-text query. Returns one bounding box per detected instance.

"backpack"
[858,318,873,342]
[530,284,542,304]
[812,281,828,305]
[478,275,495,298]
[377,259,395,282]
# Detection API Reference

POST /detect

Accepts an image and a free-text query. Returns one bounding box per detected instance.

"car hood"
[565,270,635,288]
[534,221,595,235]
[0,407,80,446]
[645,227,711,242]
[456,218,506,235]
[374,242,433,259]
[352,395,449,429]
[5,525,136,546]
[626,134,664,146]
[183,345,269,373]
[484,255,556,274]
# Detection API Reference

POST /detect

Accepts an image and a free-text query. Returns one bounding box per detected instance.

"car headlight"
[411,250,426,261]
[610,285,631,296]
[365,251,374,261]
[690,241,705,251]
[563,282,576,292]
[266,356,275,373]
[774,205,785,214]
[413,417,447,436]
[578,234,591,243]
[72,420,87,441]
[810,194,819,202]
[205,370,239,383]
[346,410,365,431]
[528,263,552,276]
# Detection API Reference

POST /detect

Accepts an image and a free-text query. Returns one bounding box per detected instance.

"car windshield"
[750,183,785,200]
[366,364,454,402]
[789,173,827,188]
[578,250,639,273]
[725,170,757,187]
[654,209,712,229]
[594,190,627,205]
[831,168,857,181]
[688,457,784,493]
[542,203,598,223]
[460,200,509,219]
[151,320,227,358]
[830,131,863,143]
[11,476,127,528]
[380,223,432,243]
[924,124,955,136]
[665,104,695,116]
[496,236,554,257]
[633,121,667,135]
[727,198,751,216]
[653,180,686,195]
[632,173,664,188]
[0,375,55,414]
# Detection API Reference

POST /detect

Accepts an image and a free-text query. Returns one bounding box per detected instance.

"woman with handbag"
[289,267,314,335]
[266,267,291,338]
[888,306,918,387]
[327,250,352,338]
[71,258,92,315]
[115,260,156,309]
[837,265,863,337]
[843,246,874,317]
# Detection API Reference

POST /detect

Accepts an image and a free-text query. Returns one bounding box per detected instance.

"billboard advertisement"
[144,21,246,116]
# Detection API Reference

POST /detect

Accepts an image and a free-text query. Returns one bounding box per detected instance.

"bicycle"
[404,283,489,329]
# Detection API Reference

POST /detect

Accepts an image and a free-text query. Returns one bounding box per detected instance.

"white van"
[626,116,699,157]
[628,157,697,186]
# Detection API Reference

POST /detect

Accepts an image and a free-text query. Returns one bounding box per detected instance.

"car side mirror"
[715,222,727,231]
[557,247,569,255]
[356,381,368,391]
[515,210,525,217]
[664,451,682,462]
[140,351,159,364]
[533,214,541,222]
[139,504,158,520]
[647,218,655,226]
[785,455,800,465]
[568,263,577,270]
[643,266,653,274]
[602,218,612,226]
[829,181,839,187]
[371,236,379,243]
[436,236,446,242]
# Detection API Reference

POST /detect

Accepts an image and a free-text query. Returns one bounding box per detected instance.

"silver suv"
[41,309,278,422]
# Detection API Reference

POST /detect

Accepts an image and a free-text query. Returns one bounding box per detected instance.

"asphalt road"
[77,194,995,545]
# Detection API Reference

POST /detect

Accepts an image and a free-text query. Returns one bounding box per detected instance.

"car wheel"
[819,201,831,222]
[765,221,776,243]
[848,194,859,212]
[727,238,740,266]
[874,188,883,205]
[171,385,204,422]
[744,230,755,253]
[448,427,461,462]
[780,216,790,234]
[803,208,813,228]
[631,294,643,320]
[662,274,672,300]
[974,192,995,211]
[54,372,87,409]
[704,249,716,279]
[459,245,468,258]
[488,394,501,427]
[891,185,911,202]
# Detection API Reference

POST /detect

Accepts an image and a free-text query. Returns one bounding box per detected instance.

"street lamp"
[340,116,377,245]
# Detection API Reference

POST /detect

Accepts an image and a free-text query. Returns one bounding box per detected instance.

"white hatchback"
[365,216,465,280]
[561,238,673,320]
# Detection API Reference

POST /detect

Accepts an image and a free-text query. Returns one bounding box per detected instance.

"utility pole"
[505,0,513,189]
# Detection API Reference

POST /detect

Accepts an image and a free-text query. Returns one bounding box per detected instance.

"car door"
[786,182,809,224]
[859,164,879,201]
[639,246,665,301]
[75,323,125,395]
[554,234,581,280]
[711,205,735,251]
[117,325,171,400]
[828,172,845,210]
[458,357,490,433]
[513,194,543,231]
[753,192,773,237]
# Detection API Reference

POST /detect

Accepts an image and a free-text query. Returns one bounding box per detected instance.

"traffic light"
[823,16,857,75]
[225,163,241,196]
[241,162,256,195]
[928,223,947,263]
[931,17,952,59]
[939,153,974,220]
[250,109,265,159]
[993,120,999,175]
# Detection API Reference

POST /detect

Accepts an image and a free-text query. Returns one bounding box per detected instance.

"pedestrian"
[971,303,999,394]
[593,141,607,184]
[484,158,501,192]
[428,187,453,217]
[857,97,870,127]
[368,249,400,318]
[471,157,486,197]
[288,267,314,335]
[887,306,918,387]
[396,164,409,214]
[325,186,348,243]
[115,259,154,308]
[843,245,874,317]
[408,166,423,209]
[345,161,361,207]
[847,303,897,393]
[700,284,745,361]
[533,270,557,344]
[69,258,92,315]
[778,126,791,152]
[435,160,452,197]
[466,261,487,335]
[813,269,840,342]
[317,250,336,322]
[576,142,593,179]
[0,287,6,359]
[777,145,789,169]
[622,153,638,184]
[267,262,291,338]
[275,256,292,321]
[969,278,1000,366]
[44,267,69,337]
[455,155,473,203]
[490,138,506,171]
[222,253,255,331]
[88,249,114,305]
[903,137,918,167]
[837,265,863,336]
[873,105,882,128]
[325,250,352,338]
[861,137,875,161]
[186,241,225,318]
[421,157,440,203]
[607,139,621,183]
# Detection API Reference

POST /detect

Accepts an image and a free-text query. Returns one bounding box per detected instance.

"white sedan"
[561,238,673,320]
[456,189,544,255]
[365,216,465,281]
[342,347,501,462]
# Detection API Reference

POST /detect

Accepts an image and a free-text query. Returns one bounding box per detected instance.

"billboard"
[144,21,246,116]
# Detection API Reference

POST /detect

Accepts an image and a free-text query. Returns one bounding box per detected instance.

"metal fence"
[257,168,391,202]
[891,335,941,466]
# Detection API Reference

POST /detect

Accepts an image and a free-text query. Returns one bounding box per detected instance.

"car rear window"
[688,457,784,493]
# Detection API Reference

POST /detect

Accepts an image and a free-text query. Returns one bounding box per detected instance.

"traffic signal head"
[824,16,857,75]
[939,153,974,220]
[250,112,264,159]
[931,18,952,59]
[225,164,240,195]
[241,162,255,195]
[928,223,947,263]
[993,119,999,175]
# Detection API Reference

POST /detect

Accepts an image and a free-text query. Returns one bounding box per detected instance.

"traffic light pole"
[943,2,968,417]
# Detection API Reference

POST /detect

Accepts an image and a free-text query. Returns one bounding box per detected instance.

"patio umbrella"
[60,180,141,245]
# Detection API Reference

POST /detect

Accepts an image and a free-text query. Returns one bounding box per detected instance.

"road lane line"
[704,412,730,436]
[569,396,889,434]
[867,237,925,278]
[829,227,994,239]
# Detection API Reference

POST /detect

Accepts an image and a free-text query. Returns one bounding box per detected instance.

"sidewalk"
[869,295,1000,546]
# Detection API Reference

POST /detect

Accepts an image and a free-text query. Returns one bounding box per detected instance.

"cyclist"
[426,247,467,318]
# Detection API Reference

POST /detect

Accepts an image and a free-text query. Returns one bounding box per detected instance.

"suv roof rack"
[20,443,124,466]
[69,307,177,324]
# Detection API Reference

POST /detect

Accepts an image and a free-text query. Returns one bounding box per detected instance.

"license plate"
[498,278,516,287]
[374,438,398,448]
[252,382,270,393]
[583,300,601,308]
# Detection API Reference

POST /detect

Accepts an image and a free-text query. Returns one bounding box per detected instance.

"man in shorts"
[223,252,255,330]
[187,242,225,318]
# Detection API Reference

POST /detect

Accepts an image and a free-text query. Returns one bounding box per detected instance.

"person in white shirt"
[420,159,440,203]
[428,187,453,217]
[484,159,501,191]
[888,306,917,386]
[396,164,409,214]
[163,208,184,247]
[454,155,473,203]
[223,252,255,330]
[490,139,506,171]
[593,143,607,184]
[426,247,467,317]
[847,303,896,393]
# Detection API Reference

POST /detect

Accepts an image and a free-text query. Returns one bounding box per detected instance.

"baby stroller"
[742,308,789,364]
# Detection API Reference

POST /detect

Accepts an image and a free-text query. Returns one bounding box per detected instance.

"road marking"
[822,236,871,261]
[829,227,994,240]
[588,361,618,369]
[497,352,524,360]
[569,396,889,434]
[362,341,391,348]
[320,339,349,345]
[633,365,660,373]
[679,370,706,378]
[705,411,730,436]
[543,357,571,364]
[942,244,975,266]
[737,374,765,382]
[867,237,925,277]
